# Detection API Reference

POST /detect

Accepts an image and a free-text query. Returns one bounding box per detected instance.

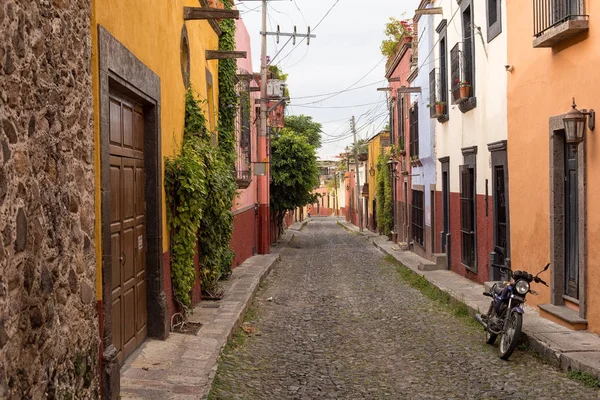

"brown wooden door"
[109,92,147,364]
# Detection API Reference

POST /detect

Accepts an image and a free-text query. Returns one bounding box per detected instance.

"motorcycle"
[474,248,550,360]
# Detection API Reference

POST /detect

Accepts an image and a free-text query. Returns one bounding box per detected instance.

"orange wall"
[507,0,600,332]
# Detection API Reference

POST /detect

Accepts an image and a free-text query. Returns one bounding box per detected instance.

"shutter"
[429,69,436,117]
[414,103,419,157]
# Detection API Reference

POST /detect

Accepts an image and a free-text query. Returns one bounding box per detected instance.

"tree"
[271,128,319,234]
[284,115,323,149]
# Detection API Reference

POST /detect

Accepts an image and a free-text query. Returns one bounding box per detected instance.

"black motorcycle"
[475,249,549,360]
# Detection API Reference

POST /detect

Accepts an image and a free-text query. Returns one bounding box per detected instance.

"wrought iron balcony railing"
[429,68,447,118]
[450,42,473,105]
[533,0,588,38]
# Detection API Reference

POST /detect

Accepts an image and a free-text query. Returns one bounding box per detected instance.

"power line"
[290,100,386,109]
[291,57,386,106]
[274,0,341,68]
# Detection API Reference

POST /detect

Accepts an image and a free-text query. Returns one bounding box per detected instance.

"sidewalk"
[119,231,294,399]
[338,220,600,380]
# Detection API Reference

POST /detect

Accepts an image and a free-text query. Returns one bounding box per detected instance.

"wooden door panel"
[109,91,147,363]
[134,110,144,153]
[112,298,122,360]
[136,278,147,338]
[111,233,121,292]
[122,286,136,356]
[110,100,122,146]
[122,104,134,149]
[122,227,135,286]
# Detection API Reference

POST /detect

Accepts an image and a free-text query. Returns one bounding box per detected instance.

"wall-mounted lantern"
[387,158,398,178]
[563,97,595,150]
[369,165,375,177]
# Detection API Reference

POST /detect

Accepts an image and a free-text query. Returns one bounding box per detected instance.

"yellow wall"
[91,0,221,298]
[507,0,600,332]
[367,131,389,222]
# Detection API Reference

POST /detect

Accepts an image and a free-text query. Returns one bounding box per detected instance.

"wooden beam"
[206,50,247,60]
[397,87,422,94]
[414,7,442,16]
[184,7,240,20]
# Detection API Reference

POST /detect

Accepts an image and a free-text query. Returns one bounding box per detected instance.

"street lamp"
[563,97,595,150]
[386,157,398,178]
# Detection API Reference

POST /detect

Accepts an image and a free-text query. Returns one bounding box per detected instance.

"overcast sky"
[238,0,421,160]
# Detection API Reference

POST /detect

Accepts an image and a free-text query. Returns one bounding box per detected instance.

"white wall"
[434,0,508,194]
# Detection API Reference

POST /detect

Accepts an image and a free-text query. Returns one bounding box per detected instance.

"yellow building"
[91,0,229,394]
[366,130,390,232]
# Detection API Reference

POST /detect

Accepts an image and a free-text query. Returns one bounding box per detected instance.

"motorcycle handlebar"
[534,277,549,287]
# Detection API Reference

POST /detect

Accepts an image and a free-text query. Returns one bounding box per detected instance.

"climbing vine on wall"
[217,0,238,167]
[376,151,393,236]
[165,88,237,309]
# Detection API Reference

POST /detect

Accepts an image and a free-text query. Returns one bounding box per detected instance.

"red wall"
[436,192,493,284]
[163,249,202,320]
[450,193,493,283]
[231,207,256,269]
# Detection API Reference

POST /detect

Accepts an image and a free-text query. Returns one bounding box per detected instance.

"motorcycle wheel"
[499,311,522,360]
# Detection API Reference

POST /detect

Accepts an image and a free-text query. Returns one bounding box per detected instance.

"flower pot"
[435,104,445,116]
[460,86,471,99]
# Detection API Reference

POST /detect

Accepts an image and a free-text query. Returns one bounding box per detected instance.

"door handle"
[120,252,126,266]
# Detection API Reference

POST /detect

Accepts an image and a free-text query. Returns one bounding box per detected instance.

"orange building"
[508,0,599,332]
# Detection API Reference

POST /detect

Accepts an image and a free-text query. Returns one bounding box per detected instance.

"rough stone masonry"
[0,1,99,398]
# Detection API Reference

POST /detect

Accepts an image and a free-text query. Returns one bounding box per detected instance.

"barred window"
[409,103,419,158]
[460,165,476,270]
[411,190,424,246]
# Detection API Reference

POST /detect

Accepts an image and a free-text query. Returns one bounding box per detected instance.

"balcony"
[533,0,589,48]
[428,69,447,120]
[450,42,473,106]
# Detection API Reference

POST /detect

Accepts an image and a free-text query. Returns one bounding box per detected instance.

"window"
[436,19,448,120]
[389,101,395,145]
[460,162,476,271]
[399,96,405,150]
[409,103,419,158]
[411,189,424,246]
[486,0,502,42]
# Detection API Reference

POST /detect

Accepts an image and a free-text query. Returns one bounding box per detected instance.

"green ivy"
[165,89,210,308]
[376,151,393,236]
[165,84,238,308]
[217,0,238,167]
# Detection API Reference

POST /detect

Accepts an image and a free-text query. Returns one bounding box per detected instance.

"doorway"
[440,158,450,269]
[488,141,510,281]
[109,92,147,363]
[564,137,579,299]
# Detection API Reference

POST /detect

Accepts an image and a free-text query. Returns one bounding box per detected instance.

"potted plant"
[459,80,471,99]
[435,101,446,116]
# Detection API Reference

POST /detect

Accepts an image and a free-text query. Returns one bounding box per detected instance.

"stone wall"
[0,1,99,398]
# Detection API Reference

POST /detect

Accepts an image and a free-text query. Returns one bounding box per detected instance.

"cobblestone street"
[209,218,600,400]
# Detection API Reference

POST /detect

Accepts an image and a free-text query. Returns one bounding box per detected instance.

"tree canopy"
[284,115,323,149]
[270,128,319,231]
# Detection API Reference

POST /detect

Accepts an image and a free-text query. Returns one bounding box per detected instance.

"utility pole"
[252,0,314,253]
[351,116,363,232]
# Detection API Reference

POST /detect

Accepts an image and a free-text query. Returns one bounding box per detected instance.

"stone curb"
[120,240,286,399]
[338,220,600,381]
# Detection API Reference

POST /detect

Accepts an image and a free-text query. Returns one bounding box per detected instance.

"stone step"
[432,253,447,270]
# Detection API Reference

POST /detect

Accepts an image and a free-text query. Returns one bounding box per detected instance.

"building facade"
[386,36,413,244]
[408,3,438,262]
[507,0,599,332]
[231,18,259,268]
[433,0,509,284]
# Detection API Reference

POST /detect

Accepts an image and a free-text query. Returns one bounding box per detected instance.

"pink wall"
[233,18,259,213]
